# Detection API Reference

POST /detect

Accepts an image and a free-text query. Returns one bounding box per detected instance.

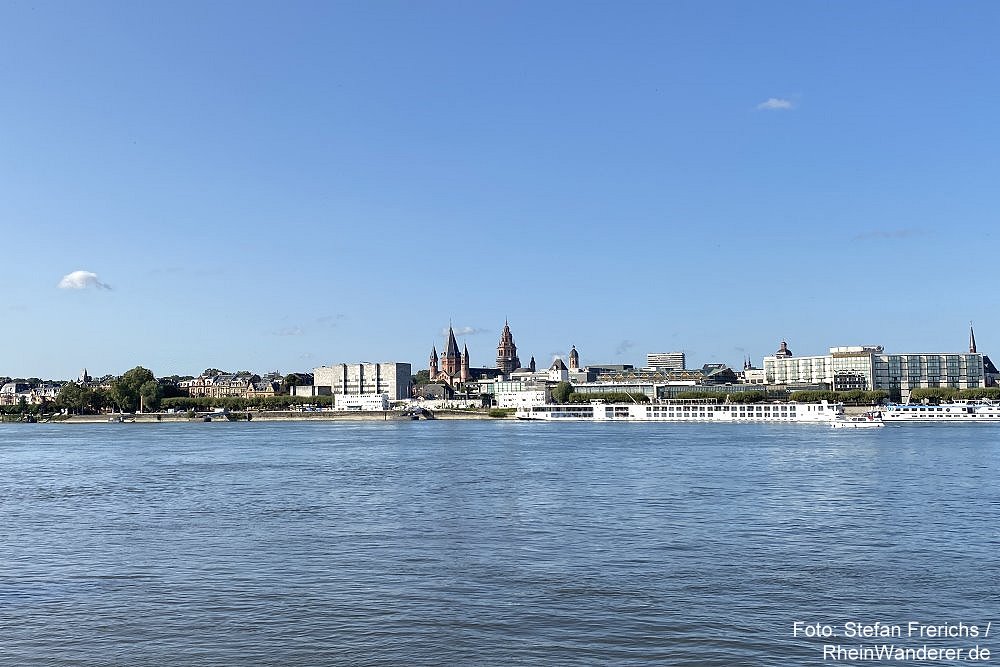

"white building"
[763,344,987,402]
[548,358,569,382]
[495,390,547,409]
[742,368,767,385]
[335,393,390,411]
[646,352,685,371]
[312,362,411,400]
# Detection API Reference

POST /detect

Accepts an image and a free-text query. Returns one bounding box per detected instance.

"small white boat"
[831,411,884,429]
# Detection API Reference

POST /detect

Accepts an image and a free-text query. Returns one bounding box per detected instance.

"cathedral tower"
[441,325,462,375]
[496,320,521,375]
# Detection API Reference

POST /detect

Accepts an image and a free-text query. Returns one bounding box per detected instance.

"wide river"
[1,421,997,665]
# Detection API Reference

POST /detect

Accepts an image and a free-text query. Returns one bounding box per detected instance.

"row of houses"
[0,382,62,406]
[179,373,283,400]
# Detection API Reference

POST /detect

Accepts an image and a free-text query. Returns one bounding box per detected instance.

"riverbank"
[9,404,877,424]
[53,409,496,423]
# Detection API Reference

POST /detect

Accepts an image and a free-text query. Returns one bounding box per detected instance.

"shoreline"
[48,410,496,424]
[6,405,875,425]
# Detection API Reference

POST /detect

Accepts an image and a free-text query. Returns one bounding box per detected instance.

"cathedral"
[429,325,470,385]
[429,321,525,389]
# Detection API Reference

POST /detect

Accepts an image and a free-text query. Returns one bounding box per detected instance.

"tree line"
[2,367,171,415]
[787,390,890,405]
[161,395,335,411]
[908,387,1000,403]
[2,366,324,416]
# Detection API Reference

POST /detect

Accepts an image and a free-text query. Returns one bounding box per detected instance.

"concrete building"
[763,339,988,402]
[313,362,411,401]
[646,352,685,371]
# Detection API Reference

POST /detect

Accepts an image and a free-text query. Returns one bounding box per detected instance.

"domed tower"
[775,340,793,359]
[429,345,439,377]
[529,356,536,372]
[568,345,579,370]
[496,320,521,375]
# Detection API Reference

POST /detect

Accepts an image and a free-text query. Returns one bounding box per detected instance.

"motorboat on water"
[830,411,884,428]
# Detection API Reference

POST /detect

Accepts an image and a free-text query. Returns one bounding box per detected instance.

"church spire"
[439,324,462,375]
[970,321,978,354]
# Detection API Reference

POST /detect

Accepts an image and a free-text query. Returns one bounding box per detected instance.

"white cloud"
[273,326,304,336]
[57,270,112,290]
[756,97,794,111]
[441,325,488,336]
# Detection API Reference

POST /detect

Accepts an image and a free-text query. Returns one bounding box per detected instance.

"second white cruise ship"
[516,399,843,423]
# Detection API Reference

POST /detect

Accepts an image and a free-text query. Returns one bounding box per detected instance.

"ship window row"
[647,405,795,413]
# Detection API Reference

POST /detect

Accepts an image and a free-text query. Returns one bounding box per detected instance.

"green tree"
[139,380,164,412]
[110,366,155,412]
[909,387,959,404]
[550,381,573,404]
[567,391,650,404]
[56,382,85,414]
[412,370,431,386]
[85,387,108,414]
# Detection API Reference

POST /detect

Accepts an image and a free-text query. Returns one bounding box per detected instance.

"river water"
[1,421,997,665]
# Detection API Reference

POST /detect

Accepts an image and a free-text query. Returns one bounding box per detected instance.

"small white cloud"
[273,326,304,336]
[756,97,794,111]
[441,325,488,336]
[58,270,112,290]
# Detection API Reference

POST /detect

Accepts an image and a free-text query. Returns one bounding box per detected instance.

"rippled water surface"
[1,421,997,665]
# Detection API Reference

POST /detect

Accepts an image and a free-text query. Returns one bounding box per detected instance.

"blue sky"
[2,1,998,379]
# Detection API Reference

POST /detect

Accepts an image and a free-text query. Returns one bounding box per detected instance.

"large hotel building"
[763,333,989,402]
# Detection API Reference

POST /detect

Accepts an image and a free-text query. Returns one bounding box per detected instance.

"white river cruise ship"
[515,400,843,423]
[881,400,1000,422]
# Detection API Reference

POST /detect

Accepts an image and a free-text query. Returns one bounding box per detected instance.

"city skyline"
[0,318,986,383]
[3,2,998,378]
